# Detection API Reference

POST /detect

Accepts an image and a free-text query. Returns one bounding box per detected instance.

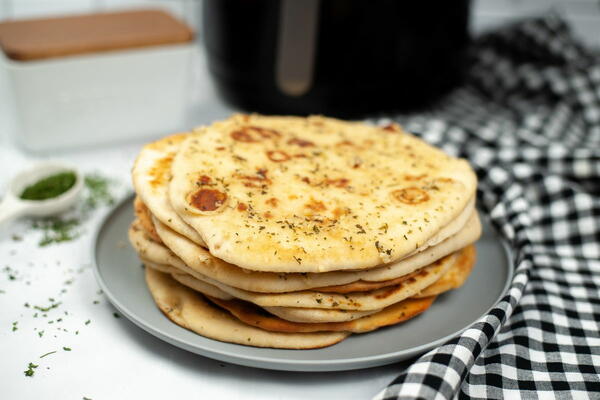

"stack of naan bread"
[129,114,481,349]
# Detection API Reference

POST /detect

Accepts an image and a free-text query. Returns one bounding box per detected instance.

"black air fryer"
[203,0,471,117]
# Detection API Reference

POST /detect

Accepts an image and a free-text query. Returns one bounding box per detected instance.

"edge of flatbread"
[207,295,435,333]
[137,211,481,293]
[132,133,206,246]
[145,267,349,349]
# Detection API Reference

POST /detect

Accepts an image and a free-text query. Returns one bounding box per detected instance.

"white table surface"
[0,49,412,400]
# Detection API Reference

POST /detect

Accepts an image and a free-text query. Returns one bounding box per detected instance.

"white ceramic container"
[2,43,195,152]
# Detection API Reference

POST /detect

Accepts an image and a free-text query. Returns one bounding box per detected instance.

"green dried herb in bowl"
[20,171,77,201]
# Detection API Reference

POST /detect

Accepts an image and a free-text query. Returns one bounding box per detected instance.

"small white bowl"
[0,161,83,224]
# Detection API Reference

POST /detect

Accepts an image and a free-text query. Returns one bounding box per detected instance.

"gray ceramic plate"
[92,195,513,372]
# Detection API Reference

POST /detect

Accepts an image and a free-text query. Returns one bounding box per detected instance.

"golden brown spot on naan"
[288,138,315,147]
[382,123,401,132]
[436,177,456,183]
[253,126,281,138]
[392,187,430,205]
[198,175,212,185]
[237,202,248,211]
[404,174,427,181]
[305,199,327,212]
[266,197,279,207]
[238,168,271,188]
[325,178,350,188]
[231,130,257,143]
[266,150,291,162]
[375,284,403,299]
[231,126,281,143]
[148,154,174,188]
[189,189,227,212]
[332,207,348,218]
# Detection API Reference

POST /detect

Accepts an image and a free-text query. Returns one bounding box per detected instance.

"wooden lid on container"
[0,9,194,61]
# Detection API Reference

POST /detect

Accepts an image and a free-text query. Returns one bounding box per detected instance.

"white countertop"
[0,49,408,400]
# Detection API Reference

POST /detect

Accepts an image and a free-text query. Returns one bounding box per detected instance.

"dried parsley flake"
[24,362,38,377]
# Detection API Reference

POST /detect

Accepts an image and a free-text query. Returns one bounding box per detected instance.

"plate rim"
[91,194,514,371]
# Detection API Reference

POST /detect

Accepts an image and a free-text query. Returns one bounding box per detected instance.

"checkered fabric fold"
[374,16,600,400]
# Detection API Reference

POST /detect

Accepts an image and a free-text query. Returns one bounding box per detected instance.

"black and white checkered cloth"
[374,16,600,400]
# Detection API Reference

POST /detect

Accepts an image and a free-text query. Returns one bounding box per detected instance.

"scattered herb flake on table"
[3,266,18,280]
[83,174,115,212]
[33,302,61,312]
[33,218,81,247]
[24,362,38,377]
[39,350,56,359]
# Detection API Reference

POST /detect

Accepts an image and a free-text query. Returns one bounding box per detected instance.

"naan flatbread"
[148,252,457,311]
[169,114,477,272]
[144,249,474,324]
[415,244,476,298]
[207,295,435,333]
[142,212,481,293]
[264,306,380,323]
[133,197,162,243]
[132,133,206,246]
[143,262,379,323]
[145,263,235,301]
[129,220,189,271]
[145,267,349,348]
